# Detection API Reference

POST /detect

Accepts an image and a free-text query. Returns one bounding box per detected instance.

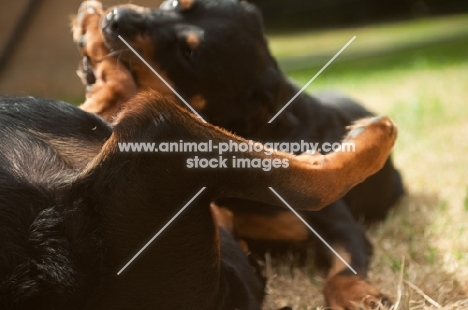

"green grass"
[465,189,468,211]
[283,36,468,84]
[263,15,468,310]
[268,14,468,58]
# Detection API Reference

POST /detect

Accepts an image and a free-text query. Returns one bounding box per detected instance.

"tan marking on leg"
[233,212,309,241]
[327,246,352,279]
[324,247,392,309]
[324,274,391,310]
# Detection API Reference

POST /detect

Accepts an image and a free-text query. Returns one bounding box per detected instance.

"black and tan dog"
[72,1,404,308]
[0,93,396,309]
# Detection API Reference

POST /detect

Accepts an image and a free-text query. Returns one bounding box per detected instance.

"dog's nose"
[102,8,124,33]
[102,8,129,35]
[102,7,145,37]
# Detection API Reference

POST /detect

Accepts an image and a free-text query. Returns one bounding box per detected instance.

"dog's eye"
[182,47,195,61]
[180,32,202,61]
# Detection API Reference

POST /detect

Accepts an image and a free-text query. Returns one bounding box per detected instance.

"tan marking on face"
[327,246,352,279]
[233,211,309,241]
[125,35,175,98]
[189,94,207,111]
[179,0,195,10]
[186,33,201,50]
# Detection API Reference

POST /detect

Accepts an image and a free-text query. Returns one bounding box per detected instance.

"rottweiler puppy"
[0,93,396,309]
[72,1,403,308]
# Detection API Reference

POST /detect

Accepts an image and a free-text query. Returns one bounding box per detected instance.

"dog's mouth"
[76,4,150,88]
[76,55,98,89]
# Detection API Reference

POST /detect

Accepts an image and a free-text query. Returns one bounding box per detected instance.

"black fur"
[0,97,111,310]
[0,96,265,309]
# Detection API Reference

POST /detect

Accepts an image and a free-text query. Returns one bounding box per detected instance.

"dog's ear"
[239,1,264,31]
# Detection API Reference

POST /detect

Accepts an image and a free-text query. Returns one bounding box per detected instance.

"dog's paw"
[72,1,107,83]
[345,116,397,144]
[287,115,397,211]
[72,1,137,121]
[73,1,105,55]
[324,275,392,310]
[341,116,397,179]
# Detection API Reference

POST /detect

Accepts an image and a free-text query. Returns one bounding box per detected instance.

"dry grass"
[262,21,468,309]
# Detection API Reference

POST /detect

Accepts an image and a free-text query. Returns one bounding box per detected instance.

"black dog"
[73,0,403,307]
[0,94,397,309]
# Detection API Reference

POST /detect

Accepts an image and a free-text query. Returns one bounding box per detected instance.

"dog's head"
[97,0,284,135]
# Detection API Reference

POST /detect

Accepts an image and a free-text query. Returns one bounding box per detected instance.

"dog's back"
[0,97,110,310]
